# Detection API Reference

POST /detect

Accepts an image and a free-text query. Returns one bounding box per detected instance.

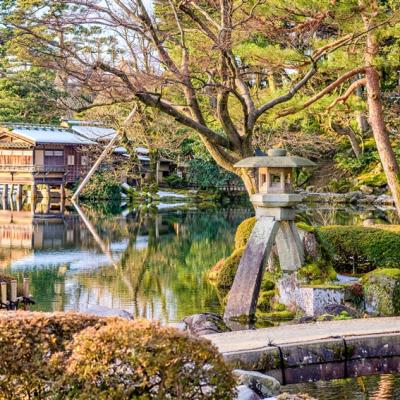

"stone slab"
[205,317,400,354]
[205,317,400,384]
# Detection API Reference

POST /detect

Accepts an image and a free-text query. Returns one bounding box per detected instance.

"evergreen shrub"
[317,226,400,273]
[0,311,107,399]
[0,313,235,400]
[56,319,236,399]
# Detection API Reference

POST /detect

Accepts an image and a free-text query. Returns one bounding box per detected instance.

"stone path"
[205,317,400,354]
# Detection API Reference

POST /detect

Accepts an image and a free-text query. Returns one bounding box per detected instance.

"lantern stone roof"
[234,149,316,168]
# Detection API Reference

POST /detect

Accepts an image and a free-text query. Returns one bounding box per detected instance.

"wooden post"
[10,280,17,306]
[2,184,8,199]
[1,282,7,305]
[23,278,30,310]
[23,278,29,297]
[60,183,65,199]
[16,184,22,200]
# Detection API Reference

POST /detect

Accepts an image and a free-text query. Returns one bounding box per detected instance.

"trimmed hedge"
[0,312,235,399]
[317,225,400,273]
[57,319,236,399]
[0,311,107,399]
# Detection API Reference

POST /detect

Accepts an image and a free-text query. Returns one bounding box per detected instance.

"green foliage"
[163,173,186,188]
[317,226,400,273]
[187,158,239,190]
[216,247,244,290]
[234,217,256,249]
[0,312,107,399]
[56,319,236,399]
[297,262,337,285]
[79,171,121,200]
[0,66,62,124]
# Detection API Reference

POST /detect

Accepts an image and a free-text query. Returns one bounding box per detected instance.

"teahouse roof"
[4,124,95,145]
[234,149,316,168]
[70,125,117,142]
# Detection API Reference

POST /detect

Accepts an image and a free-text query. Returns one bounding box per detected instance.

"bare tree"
[4,0,399,208]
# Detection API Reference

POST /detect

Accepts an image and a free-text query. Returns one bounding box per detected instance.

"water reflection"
[285,373,400,400]
[2,199,251,323]
[0,199,397,323]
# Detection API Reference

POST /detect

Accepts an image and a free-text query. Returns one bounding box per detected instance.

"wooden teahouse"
[0,124,94,199]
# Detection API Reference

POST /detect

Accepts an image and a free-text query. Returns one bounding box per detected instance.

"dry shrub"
[56,319,236,400]
[0,311,107,399]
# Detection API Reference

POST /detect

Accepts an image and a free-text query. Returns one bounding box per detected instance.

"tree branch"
[254,63,317,120]
[327,78,366,110]
[276,67,366,118]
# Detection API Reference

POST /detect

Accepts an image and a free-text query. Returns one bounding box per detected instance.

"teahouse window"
[45,150,64,156]
[67,155,75,166]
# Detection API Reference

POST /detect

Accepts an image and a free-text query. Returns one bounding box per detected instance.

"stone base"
[299,287,345,316]
[277,274,345,316]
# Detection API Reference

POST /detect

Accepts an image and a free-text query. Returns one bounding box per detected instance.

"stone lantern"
[224,148,316,320]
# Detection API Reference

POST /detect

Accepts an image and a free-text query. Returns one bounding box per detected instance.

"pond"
[1,200,398,322]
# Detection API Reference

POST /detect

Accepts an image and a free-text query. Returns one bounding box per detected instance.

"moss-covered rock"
[297,262,337,285]
[216,248,245,290]
[206,258,225,281]
[317,225,400,273]
[362,268,400,316]
[256,309,295,321]
[234,217,256,249]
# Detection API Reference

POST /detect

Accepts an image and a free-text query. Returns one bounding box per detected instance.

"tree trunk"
[365,66,400,214]
[360,2,400,215]
[331,123,361,158]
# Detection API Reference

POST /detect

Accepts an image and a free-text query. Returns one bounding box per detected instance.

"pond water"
[285,373,400,399]
[1,200,398,322]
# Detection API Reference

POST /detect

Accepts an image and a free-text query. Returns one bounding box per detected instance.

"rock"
[298,230,318,260]
[318,304,358,317]
[298,286,345,316]
[374,194,394,205]
[358,195,377,204]
[277,394,317,400]
[233,370,280,398]
[182,313,231,336]
[83,305,134,320]
[362,269,400,316]
[235,385,261,400]
[297,316,315,324]
[359,185,374,194]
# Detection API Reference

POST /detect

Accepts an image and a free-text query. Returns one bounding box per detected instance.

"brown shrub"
[56,319,236,400]
[0,311,107,399]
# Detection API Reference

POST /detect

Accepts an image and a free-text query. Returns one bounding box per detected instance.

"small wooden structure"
[0,278,34,310]
[224,148,315,320]
[0,124,94,200]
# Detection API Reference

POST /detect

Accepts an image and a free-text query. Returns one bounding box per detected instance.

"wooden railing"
[0,165,66,173]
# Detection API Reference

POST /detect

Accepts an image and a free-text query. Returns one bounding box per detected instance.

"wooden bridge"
[205,317,400,384]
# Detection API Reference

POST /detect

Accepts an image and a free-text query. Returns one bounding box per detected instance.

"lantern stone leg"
[224,216,279,320]
[275,221,304,271]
